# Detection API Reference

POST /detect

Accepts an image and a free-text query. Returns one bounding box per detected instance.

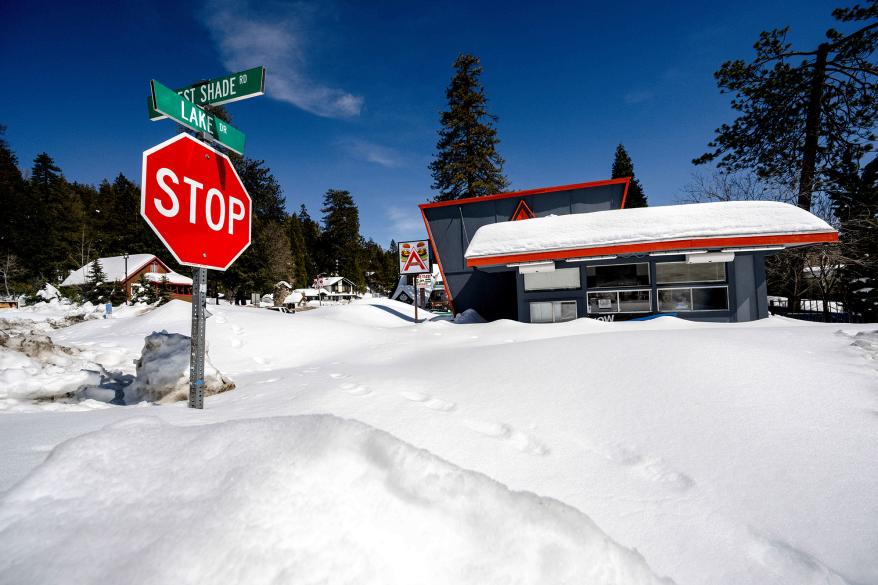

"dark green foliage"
[84,259,109,304]
[611,144,648,208]
[430,54,508,201]
[694,3,878,212]
[157,274,173,305]
[0,124,399,303]
[321,189,365,290]
[828,154,878,320]
[132,274,160,305]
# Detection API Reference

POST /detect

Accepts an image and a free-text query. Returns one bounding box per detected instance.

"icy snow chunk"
[125,331,234,403]
[0,415,671,585]
[0,332,101,402]
[35,283,62,302]
[452,308,486,324]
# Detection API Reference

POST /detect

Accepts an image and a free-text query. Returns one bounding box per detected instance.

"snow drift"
[0,415,671,585]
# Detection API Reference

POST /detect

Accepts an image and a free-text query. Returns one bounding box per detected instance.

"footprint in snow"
[329,373,350,380]
[603,443,694,490]
[253,356,269,365]
[229,338,243,348]
[231,324,244,335]
[464,419,549,456]
[214,314,227,324]
[400,391,456,412]
[339,382,371,396]
[255,378,280,384]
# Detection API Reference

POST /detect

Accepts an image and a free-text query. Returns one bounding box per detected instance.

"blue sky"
[1,0,844,246]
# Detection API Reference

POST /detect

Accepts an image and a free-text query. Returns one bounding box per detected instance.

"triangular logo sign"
[510,200,534,221]
[403,249,428,272]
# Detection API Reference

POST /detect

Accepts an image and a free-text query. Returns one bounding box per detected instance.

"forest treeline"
[0,126,400,301]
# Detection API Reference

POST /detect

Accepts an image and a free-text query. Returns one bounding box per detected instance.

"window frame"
[523,267,582,292]
[655,261,727,285]
[586,289,652,314]
[529,299,578,323]
[657,285,729,312]
[586,262,651,289]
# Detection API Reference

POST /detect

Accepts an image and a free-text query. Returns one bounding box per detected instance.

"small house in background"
[61,254,193,301]
[319,276,362,302]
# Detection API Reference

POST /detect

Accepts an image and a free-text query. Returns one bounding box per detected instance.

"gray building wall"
[423,183,627,321]
[511,253,770,323]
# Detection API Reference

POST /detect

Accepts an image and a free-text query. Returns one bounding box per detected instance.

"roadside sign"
[399,239,431,274]
[416,274,431,288]
[150,80,246,155]
[148,66,266,121]
[141,133,252,270]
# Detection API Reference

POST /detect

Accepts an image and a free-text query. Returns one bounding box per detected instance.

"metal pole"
[189,267,207,409]
[412,274,418,323]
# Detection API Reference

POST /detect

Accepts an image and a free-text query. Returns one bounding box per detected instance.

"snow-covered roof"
[283,292,304,305]
[61,254,159,286]
[464,201,837,266]
[294,288,320,296]
[144,272,193,286]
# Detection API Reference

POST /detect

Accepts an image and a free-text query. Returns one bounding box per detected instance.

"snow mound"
[0,330,100,402]
[125,331,234,403]
[453,308,486,324]
[36,283,62,302]
[0,415,672,585]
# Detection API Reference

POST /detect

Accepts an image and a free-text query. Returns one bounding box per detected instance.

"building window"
[587,290,652,314]
[530,300,577,323]
[657,286,729,312]
[523,267,581,292]
[586,263,650,288]
[656,262,726,284]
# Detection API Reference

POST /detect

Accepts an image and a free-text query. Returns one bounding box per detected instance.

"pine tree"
[85,259,107,304]
[828,154,878,321]
[287,213,310,288]
[321,189,364,289]
[299,205,322,279]
[157,274,172,305]
[611,144,648,208]
[0,126,26,277]
[430,54,508,201]
[694,3,878,212]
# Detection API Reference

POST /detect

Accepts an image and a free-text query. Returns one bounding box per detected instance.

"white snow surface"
[464,201,836,259]
[0,298,875,584]
[0,415,669,585]
[143,270,193,285]
[60,254,156,286]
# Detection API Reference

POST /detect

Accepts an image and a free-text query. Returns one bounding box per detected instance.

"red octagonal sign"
[141,133,252,271]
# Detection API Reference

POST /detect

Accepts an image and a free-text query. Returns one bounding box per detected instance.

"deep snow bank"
[0,415,671,585]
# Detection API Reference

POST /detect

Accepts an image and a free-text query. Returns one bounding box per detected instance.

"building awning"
[464,201,838,268]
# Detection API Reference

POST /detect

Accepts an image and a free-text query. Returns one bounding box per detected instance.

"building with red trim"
[61,254,193,301]
[420,179,837,323]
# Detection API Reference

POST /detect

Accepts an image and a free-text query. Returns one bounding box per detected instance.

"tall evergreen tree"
[299,204,322,279]
[287,213,310,288]
[828,154,878,321]
[321,189,364,289]
[611,144,648,208]
[694,2,878,212]
[0,126,26,279]
[27,153,82,281]
[430,54,508,201]
[233,158,286,222]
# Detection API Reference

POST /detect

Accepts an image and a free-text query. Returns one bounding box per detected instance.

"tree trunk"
[798,43,829,212]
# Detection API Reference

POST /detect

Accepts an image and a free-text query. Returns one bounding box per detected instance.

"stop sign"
[141,133,252,271]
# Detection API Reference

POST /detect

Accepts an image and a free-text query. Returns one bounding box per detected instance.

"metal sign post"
[189,267,207,409]
[412,274,418,323]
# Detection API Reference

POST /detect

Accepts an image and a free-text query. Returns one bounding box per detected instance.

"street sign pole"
[412,274,418,323]
[189,266,207,409]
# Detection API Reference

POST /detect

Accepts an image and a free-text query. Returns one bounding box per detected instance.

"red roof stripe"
[465,232,839,268]
[419,177,631,210]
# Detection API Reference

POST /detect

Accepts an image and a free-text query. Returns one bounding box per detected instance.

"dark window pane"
[619,290,651,312]
[587,292,618,313]
[658,289,692,311]
[692,287,728,310]
[656,262,726,284]
[586,263,650,288]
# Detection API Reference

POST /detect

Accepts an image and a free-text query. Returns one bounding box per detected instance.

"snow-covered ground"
[0,298,876,584]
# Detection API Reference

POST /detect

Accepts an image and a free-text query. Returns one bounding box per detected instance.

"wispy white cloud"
[338,138,404,168]
[202,1,363,118]
[623,89,654,105]
[387,205,424,234]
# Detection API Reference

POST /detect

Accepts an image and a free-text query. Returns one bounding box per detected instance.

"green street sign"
[148,66,266,121]
[150,80,246,155]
